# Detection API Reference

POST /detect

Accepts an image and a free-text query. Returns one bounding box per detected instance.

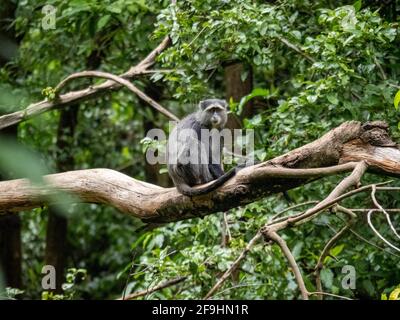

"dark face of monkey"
[197,99,228,129]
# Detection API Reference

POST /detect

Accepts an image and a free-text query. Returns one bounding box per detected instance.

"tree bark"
[45,105,79,293]
[224,62,253,128]
[0,213,21,289]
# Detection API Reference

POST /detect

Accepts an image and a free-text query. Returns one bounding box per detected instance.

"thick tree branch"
[0,121,400,225]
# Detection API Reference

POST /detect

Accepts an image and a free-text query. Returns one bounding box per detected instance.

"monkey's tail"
[177,167,240,196]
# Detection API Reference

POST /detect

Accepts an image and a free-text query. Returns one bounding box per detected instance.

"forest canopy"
[0,0,400,300]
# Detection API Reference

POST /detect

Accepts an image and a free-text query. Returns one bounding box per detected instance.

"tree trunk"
[44,33,112,292]
[0,0,21,290]
[224,62,253,128]
[0,213,21,289]
[45,105,79,292]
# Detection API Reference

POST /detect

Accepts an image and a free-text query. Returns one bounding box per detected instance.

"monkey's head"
[198,99,228,129]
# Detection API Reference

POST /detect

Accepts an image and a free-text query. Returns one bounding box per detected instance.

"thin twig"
[373,56,387,80]
[371,185,400,240]
[188,26,208,47]
[348,208,400,213]
[314,213,355,300]
[221,211,232,246]
[367,209,400,252]
[376,187,400,191]
[387,82,400,90]
[118,276,187,300]
[277,36,316,64]
[308,291,352,300]
[208,283,264,299]
[122,249,138,300]
[270,201,319,222]
[348,228,400,258]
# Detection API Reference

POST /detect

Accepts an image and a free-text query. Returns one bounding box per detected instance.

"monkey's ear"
[221,99,228,109]
[199,100,207,110]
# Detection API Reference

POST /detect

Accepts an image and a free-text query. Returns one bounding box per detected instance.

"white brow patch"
[204,104,224,112]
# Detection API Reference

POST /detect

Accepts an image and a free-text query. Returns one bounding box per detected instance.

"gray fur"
[167,99,238,196]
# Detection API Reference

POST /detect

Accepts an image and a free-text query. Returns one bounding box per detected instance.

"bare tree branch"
[55,70,179,121]
[270,201,319,222]
[0,121,399,225]
[118,276,187,300]
[367,189,400,253]
[348,227,400,258]
[265,231,309,300]
[266,161,368,234]
[308,291,352,300]
[0,36,172,130]
[276,36,316,64]
[370,185,400,240]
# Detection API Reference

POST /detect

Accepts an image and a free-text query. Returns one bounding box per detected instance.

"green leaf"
[362,279,376,296]
[307,95,317,103]
[320,269,334,288]
[107,5,122,14]
[389,288,400,300]
[241,70,249,82]
[253,55,262,66]
[97,15,111,31]
[330,244,345,257]
[292,242,304,259]
[237,88,270,115]
[327,94,339,105]
[189,262,198,274]
[151,72,164,82]
[394,90,400,109]
[353,0,362,11]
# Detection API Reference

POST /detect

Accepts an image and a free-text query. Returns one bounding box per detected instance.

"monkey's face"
[199,99,228,129]
[209,107,225,128]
